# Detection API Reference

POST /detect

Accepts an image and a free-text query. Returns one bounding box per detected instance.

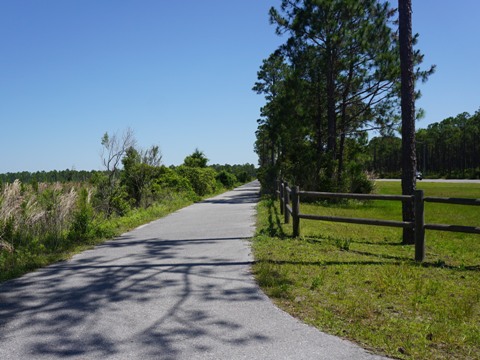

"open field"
[252,182,480,359]
[376,179,480,184]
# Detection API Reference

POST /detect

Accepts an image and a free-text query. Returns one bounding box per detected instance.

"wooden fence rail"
[275,180,480,262]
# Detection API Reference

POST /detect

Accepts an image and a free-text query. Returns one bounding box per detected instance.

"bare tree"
[142,145,162,167]
[101,127,136,175]
[98,128,136,215]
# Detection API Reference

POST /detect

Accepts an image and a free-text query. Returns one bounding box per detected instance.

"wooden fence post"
[275,179,279,200]
[279,180,284,215]
[414,189,425,262]
[284,182,290,224]
[292,186,300,237]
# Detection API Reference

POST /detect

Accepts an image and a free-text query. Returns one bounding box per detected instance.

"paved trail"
[0,181,389,360]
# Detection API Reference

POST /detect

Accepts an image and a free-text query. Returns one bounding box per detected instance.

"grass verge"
[252,181,480,359]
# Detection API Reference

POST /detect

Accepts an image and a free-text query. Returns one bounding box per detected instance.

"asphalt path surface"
[0,181,389,360]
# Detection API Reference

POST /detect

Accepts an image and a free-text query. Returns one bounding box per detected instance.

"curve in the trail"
[0,181,390,360]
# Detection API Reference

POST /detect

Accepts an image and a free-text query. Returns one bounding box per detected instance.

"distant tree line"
[0,160,256,189]
[0,169,100,184]
[367,110,480,179]
[0,164,256,190]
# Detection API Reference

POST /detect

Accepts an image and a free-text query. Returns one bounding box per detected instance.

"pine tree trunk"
[399,0,416,245]
[315,90,324,179]
[326,48,337,191]
[326,57,336,158]
[337,131,346,189]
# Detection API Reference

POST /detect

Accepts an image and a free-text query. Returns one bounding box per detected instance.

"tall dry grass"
[0,180,79,251]
[0,180,23,222]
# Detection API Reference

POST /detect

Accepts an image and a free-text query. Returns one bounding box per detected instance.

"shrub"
[91,172,131,216]
[177,166,217,197]
[69,187,94,241]
[183,149,209,168]
[150,167,196,201]
[346,161,375,194]
[155,167,193,193]
[216,170,237,188]
[257,165,277,195]
[236,171,251,183]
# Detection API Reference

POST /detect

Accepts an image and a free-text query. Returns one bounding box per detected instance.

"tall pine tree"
[398,0,416,244]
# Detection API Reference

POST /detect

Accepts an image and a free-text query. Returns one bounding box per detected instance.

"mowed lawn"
[252,181,480,360]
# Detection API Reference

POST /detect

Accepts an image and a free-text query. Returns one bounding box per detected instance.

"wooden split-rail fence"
[276,180,480,262]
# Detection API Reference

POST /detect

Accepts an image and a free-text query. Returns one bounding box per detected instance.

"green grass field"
[252,181,480,359]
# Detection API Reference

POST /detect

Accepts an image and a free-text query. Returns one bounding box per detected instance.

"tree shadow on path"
[0,234,269,359]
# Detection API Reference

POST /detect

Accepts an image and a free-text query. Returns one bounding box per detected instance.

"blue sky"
[1,1,479,173]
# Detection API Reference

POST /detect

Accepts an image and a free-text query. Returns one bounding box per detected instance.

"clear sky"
[1,1,479,173]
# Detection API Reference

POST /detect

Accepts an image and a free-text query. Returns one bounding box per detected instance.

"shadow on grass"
[419,261,480,271]
[257,245,479,272]
[258,199,286,238]
[255,259,402,267]
[348,249,412,262]
[304,235,404,247]
[348,239,407,246]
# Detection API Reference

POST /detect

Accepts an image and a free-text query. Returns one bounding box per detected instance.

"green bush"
[236,171,252,183]
[69,188,94,241]
[91,173,131,216]
[346,161,374,194]
[183,149,209,168]
[210,164,256,183]
[177,166,217,197]
[149,167,197,201]
[216,170,237,188]
[257,165,277,195]
[156,167,193,193]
